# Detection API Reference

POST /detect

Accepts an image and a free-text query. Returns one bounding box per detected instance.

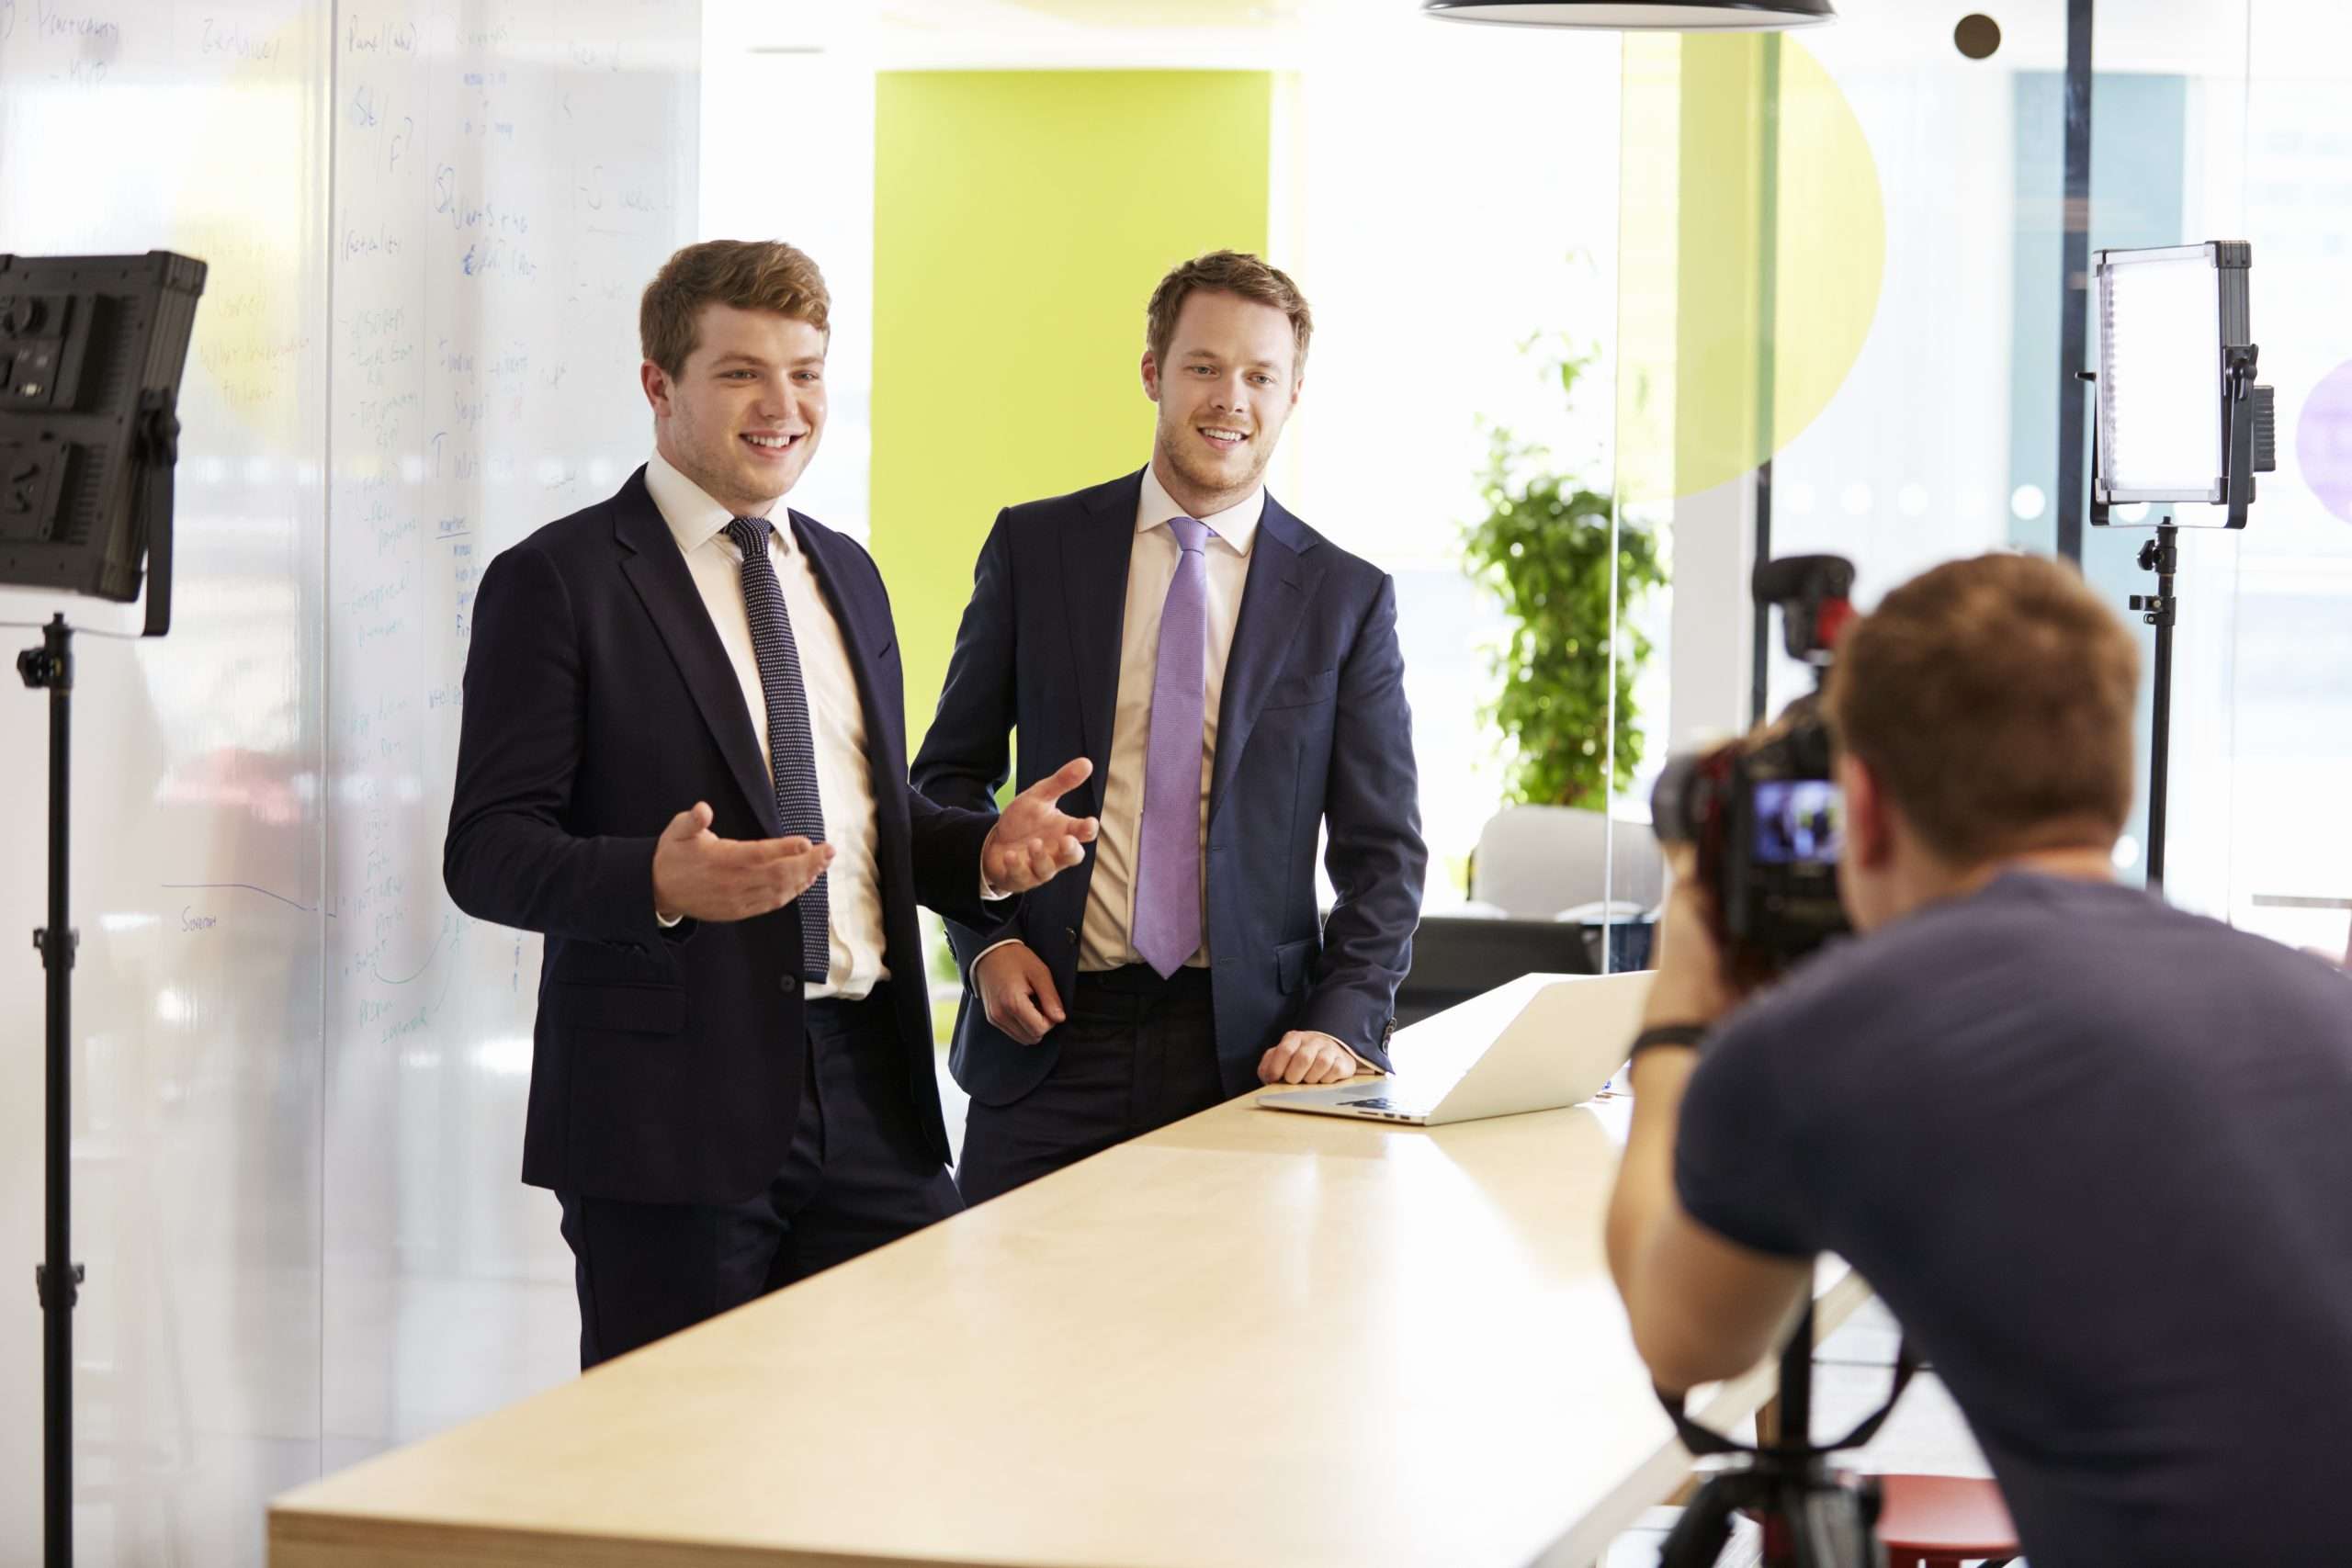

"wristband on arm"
[1627,1022,1711,1063]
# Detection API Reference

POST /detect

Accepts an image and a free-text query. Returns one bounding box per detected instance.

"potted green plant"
[1461,349,1663,811]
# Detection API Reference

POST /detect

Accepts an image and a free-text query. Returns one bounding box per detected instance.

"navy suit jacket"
[444,467,999,1206]
[912,469,1426,1106]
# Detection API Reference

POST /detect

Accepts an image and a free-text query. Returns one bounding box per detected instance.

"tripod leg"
[1657,1474,1745,1568]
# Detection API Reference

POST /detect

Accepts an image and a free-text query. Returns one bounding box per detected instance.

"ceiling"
[718,0,2289,82]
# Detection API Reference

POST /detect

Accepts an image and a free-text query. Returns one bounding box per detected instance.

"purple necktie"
[1132,516,1211,978]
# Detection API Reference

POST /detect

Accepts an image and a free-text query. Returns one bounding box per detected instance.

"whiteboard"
[0,3,696,1562]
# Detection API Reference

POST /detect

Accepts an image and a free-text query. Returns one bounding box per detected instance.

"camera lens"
[1650,750,1702,845]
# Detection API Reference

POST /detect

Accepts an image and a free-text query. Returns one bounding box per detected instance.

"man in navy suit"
[445,240,1096,1369]
[914,250,1426,1204]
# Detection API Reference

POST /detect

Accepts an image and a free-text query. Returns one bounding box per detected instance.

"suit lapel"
[612,468,783,839]
[1062,470,1144,813]
[1210,494,1323,831]
[789,512,903,787]
[792,513,921,972]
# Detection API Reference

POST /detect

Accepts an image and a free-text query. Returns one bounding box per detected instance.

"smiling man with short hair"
[915,250,1427,1204]
[445,239,1097,1367]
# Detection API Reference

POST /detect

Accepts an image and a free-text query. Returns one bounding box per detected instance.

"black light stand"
[3,249,204,1568]
[2128,528,2178,890]
[18,617,80,1568]
[2084,333,2273,896]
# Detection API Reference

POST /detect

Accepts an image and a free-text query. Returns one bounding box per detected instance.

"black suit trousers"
[954,965,1226,1207]
[556,986,960,1370]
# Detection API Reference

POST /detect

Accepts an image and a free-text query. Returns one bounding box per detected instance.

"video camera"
[1649,555,1857,983]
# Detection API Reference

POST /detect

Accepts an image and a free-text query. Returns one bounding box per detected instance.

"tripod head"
[1654,1303,1919,1568]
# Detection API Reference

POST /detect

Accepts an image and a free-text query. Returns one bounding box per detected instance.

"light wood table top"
[272,998,1864,1568]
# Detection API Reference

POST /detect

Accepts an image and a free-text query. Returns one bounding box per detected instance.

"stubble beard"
[1158,413,1269,515]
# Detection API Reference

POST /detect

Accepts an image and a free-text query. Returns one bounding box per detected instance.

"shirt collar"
[645,449,795,559]
[1136,461,1261,556]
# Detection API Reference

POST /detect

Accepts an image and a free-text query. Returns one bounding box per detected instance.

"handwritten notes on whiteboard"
[320,0,696,1449]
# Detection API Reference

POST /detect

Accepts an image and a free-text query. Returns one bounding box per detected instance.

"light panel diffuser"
[2096,244,2225,503]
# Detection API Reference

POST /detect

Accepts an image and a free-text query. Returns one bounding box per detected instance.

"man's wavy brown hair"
[1825,553,2139,863]
[641,240,829,378]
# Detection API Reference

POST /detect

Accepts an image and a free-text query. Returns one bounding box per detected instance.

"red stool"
[1872,1472,2019,1568]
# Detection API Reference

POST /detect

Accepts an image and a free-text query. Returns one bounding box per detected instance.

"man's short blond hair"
[1824,553,2140,864]
[1144,250,1312,378]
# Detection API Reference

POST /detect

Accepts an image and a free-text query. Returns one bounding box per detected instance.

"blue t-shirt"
[1678,871,2352,1567]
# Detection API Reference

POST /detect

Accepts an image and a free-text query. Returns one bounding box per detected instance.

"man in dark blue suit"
[914,250,1426,1204]
[445,241,1095,1369]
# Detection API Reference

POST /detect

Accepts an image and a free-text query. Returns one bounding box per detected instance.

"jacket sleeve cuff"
[967,936,1025,977]
[1296,999,1396,1075]
[1302,1031,1388,1077]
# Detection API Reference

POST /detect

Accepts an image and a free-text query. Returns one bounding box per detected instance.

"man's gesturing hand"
[974,942,1065,1045]
[650,802,834,923]
[981,757,1101,895]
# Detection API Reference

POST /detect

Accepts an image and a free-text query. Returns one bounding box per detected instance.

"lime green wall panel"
[871,70,1272,750]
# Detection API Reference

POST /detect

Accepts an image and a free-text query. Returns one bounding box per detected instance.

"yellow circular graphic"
[1614,32,1885,505]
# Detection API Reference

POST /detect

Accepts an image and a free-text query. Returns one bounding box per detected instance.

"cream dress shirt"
[1078,463,1263,971]
[645,451,890,1001]
[967,463,1259,975]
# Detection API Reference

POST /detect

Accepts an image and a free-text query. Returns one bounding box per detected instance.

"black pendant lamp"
[1423,0,1834,29]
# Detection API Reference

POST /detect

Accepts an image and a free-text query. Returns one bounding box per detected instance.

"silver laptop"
[1258,970,1654,1126]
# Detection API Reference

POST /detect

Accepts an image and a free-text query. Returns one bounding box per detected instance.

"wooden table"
[272,994,1865,1568]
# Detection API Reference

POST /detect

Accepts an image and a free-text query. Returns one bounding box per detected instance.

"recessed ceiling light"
[1422,0,1834,31]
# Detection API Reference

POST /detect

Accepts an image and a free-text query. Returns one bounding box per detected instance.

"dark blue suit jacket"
[444,467,999,1206]
[912,469,1425,1106]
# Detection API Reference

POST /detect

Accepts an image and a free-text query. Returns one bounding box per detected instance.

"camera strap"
[1657,1337,1920,1461]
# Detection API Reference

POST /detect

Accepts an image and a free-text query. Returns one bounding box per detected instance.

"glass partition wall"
[1604,0,2352,961]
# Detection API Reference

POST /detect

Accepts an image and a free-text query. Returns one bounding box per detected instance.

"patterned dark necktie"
[725,515,830,983]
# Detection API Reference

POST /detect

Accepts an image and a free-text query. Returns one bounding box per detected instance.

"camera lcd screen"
[1752,780,1842,866]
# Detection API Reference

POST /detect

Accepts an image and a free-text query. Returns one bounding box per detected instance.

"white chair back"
[1468,804,1664,919]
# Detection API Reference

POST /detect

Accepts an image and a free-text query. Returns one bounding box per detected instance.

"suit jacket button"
[1063,927,1078,947]
[779,975,799,996]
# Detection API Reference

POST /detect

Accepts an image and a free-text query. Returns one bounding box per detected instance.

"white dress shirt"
[644,451,889,1000]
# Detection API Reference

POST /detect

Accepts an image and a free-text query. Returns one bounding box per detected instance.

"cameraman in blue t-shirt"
[1607,552,2352,1566]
